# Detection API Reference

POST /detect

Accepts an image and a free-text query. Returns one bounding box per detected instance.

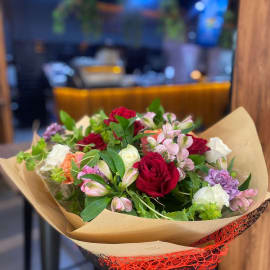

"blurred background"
[0,0,238,269]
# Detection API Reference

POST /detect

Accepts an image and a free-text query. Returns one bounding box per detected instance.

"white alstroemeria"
[141,112,156,128]
[205,137,232,163]
[193,184,230,210]
[173,116,193,131]
[122,167,139,188]
[40,144,70,172]
[97,160,113,181]
[119,144,140,171]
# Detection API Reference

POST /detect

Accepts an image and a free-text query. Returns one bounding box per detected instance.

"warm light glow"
[82,66,123,74]
[190,70,202,81]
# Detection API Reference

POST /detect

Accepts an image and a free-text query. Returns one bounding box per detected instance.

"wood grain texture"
[0,3,13,143]
[54,82,230,129]
[219,0,270,269]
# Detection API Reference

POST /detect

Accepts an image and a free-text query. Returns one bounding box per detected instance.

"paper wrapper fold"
[0,107,268,257]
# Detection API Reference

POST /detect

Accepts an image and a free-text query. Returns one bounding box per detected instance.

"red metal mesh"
[80,200,269,270]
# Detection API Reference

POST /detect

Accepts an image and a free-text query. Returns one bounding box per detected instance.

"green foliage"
[80,150,100,169]
[106,149,125,179]
[50,167,66,183]
[60,110,75,131]
[165,210,189,221]
[16,138,48,171]
[239,174,251,191]
[80,174,108,187]
[228,157,235,173]
[147,99,165,126]
[51,133,65,144]
[188,203,222,221]
[80,196,111,222]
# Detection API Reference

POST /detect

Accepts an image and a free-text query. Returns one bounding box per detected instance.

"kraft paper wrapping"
[0,107,268,257]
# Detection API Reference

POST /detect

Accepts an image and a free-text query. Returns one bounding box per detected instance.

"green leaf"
[195,164,209,174]
[188,203,222,221]
[100,151,116,173]
[165,210,189,221]
[187,172,203,196]
[50,167,66,183]
[238,173,251,191]
[107,149,125,178]
[189,154,205,166]
[25,158,36,171]
[147,99,165,126]
[228,157,235,173]
[132,132,156,142]
[84,125,92,136]
[71,160,79,180]
[80,196,111,222]
[115,115,130,130]
[51,133,65,144]
[80,150,100,168]
[80,174,107,186]
[73,126,83,141]
[16,151,26,163]
[31,138,47,160]
[109,122,124,138]
[60,110,75,131]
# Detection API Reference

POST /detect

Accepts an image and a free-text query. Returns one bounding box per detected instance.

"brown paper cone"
[0,107,268,256]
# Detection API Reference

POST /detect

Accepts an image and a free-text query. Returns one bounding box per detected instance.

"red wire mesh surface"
[80,199,269,270]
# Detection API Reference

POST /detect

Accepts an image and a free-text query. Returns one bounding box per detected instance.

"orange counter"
[53,82,230,128]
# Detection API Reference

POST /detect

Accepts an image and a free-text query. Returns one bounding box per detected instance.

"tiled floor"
[0,177,94,270]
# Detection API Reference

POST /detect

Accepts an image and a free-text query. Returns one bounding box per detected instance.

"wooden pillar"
[219,0,270,269]
[0,2,13,143]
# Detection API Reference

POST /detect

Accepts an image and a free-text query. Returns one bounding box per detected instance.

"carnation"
[193,184,230,210]
[204,169,239,200]
[77,133,107,151]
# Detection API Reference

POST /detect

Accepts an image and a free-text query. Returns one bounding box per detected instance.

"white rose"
[193,184,230,209]
[119,144,140,171]
[40,144,70,172]
[205,137,232,163]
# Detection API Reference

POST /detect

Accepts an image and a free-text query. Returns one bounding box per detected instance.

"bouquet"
[0,102,268,267]
[16,100,257,223]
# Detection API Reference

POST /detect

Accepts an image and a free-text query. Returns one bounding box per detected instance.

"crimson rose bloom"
[104,107,144,136]
[134,152,179,197]
[187,134,210,155]
[77,133,107,151]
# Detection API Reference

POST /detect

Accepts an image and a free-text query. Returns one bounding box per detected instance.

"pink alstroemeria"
[158,123,182,141]
[111,197,133,212]
[177,149,195,180]
[177,134,193,149]
[163,112,176,123]
[81,179,108,197]
[230,189,258,212]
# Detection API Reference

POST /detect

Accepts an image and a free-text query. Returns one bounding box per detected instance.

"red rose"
[134,152,179,197]
[77,133,107,151]
[104,106,144,136]
[187,134,210,155]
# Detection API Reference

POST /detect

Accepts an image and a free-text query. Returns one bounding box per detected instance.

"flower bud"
[111,197,132,212]
[81,179,108,197]
[119,144,140,171]
[97,160,112,181]
[216,157,227,170]
[122,167,139,188]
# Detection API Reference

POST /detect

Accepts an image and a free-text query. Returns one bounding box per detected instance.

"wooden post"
[0,2,13,143]
[219,0,270,269]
